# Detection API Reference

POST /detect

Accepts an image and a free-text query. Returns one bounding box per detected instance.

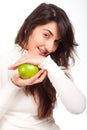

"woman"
[0,3,86,130]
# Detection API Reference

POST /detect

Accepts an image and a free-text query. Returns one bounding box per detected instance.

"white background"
[0,0,87,130]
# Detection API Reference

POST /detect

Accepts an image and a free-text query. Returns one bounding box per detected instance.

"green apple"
[18,63,39,79]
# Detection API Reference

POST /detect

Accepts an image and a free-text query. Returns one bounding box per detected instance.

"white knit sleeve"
[39,55,86,114]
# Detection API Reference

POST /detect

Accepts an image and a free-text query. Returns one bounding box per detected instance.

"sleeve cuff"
[39,55,52,69]
[39,55,65,81]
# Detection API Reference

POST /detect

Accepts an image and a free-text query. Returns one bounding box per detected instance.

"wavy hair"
[15,3,78,119]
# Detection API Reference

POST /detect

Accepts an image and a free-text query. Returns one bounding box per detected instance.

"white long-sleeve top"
[0,45,86,130]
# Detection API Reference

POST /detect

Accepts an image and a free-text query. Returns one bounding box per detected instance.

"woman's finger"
[8,53,31,70]
[11,69,47,87]
[25,69,47,85]
[8,52,45,70]
[32,70,47,84]
[8,58,27,70]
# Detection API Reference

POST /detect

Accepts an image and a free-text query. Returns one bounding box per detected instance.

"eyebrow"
[43,29,54,36]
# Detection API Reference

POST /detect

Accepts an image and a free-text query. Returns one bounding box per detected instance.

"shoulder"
[0,45,24,66]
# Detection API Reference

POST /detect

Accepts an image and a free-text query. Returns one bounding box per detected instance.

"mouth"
[37,47,49,56]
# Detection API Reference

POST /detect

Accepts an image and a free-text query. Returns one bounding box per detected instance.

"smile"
[37,47,49,56]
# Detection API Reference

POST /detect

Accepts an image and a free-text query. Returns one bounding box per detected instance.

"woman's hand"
[11,69,47,87]
[8,52,45,70]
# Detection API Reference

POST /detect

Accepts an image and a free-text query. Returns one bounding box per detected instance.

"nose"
[45,40,56,53]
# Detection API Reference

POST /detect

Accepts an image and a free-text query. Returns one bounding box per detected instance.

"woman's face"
[26,21,60,56]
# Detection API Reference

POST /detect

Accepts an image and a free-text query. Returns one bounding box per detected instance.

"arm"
[39,55,86,114]
[9,53,86,114]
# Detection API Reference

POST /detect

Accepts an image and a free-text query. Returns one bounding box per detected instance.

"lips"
[37,47,49,56]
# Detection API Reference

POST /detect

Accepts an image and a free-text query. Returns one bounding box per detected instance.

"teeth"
[41,49,46,53]
[40,49,47,55]
[38,47,48,56]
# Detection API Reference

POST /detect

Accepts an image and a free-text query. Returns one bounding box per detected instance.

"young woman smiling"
[0,3,86,130]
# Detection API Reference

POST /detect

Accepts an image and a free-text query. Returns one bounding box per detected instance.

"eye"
[43,33,50,38]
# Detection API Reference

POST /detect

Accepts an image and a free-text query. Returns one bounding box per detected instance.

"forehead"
[36,22,58,31]
[34,22,60,38]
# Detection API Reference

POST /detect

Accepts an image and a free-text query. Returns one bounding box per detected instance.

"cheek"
[34,36,44,46]
[28,32,45,48]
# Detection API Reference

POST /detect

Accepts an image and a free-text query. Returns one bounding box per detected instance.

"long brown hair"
[15,3,78,119]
